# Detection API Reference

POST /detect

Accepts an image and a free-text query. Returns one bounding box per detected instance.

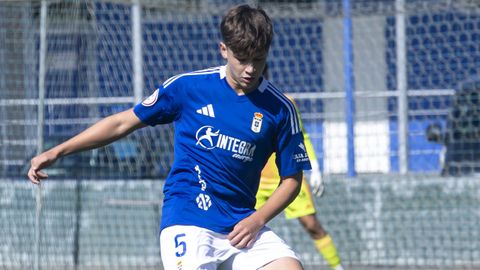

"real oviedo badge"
[251,112,263,133]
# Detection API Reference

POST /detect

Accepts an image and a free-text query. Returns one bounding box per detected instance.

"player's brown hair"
[220,4,273,60]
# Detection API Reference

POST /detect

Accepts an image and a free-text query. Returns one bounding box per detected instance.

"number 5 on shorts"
[174,233,186,257]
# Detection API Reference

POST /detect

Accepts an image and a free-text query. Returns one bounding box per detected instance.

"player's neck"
[232,86,256,96]
[225,72,259,96]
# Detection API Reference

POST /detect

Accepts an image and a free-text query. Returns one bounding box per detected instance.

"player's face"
[220,42,267,94]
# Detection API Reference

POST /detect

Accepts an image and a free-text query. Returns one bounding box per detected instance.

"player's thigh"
[219,227,300,270]
[284,180,316,219]
[160,225,235,270]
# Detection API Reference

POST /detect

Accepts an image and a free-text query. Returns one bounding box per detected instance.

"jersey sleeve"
[133,79,183,126]
[288,94,317,162]
[274,104,312,177]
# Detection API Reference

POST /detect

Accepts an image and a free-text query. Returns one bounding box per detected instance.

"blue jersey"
[134,66,311,234]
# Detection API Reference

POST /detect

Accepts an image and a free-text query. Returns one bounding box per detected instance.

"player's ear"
[219,42,228,60]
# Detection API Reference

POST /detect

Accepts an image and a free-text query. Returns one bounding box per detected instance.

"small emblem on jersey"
[195,165,207,191]
[251,112,263,133]
[196,104,215,118]
[196,193,212,211]
[141,89,159,107]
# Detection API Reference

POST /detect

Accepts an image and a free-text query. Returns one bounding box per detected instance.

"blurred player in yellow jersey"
[256,67,344,270]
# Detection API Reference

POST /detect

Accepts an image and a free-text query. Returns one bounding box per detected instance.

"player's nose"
[244,64,256,74]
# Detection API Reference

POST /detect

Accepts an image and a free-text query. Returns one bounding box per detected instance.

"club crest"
[251,112,263,133]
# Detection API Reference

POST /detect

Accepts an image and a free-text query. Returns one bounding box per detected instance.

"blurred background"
[0,0,479,269]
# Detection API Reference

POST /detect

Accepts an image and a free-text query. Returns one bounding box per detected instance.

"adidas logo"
[196,104,215,118]
[298,142,306,152]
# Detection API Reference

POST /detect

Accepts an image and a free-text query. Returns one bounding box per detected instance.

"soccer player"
[257,67,345,270]
[28,4,311,270]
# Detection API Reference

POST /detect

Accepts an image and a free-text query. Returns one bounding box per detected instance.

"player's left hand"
[309,160,324,197]
[228,215,263,249]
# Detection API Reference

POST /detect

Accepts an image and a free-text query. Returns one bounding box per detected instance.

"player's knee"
[260,257,303,270]
[298,215,327,239]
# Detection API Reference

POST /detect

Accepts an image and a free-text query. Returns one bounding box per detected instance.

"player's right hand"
[28,151,57,184]
[228,214,264,249]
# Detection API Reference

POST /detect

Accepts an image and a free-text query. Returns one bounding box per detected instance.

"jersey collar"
[220,65,227,79]
[219,65,268,93]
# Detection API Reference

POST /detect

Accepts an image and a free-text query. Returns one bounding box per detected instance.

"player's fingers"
[28,169,40,184]
[227,227,237,240]
[229,237,241,247]
[36,170,48,179]
[246,238,256,249]
[233,235,251,249]
[227,229,240,245]
[229,233,245,247]
[228,228,250,248]
[28,167,49,184]
[31,169,48,180]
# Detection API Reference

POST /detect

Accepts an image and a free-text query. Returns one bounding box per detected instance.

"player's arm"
[252,171,302,221]
[28,108,146,184]
[228,171,302,249]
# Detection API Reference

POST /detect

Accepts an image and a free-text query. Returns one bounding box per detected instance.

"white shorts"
[160,225,299,270]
